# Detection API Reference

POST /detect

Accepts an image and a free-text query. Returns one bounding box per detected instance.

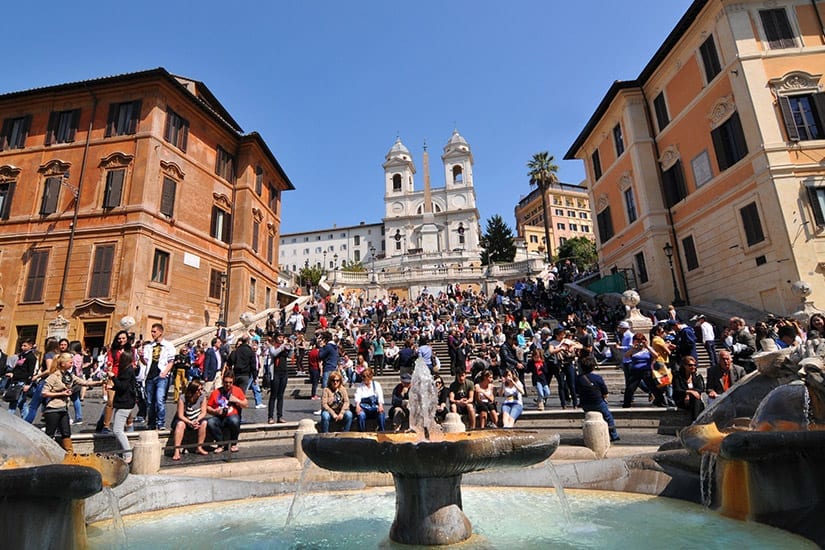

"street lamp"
[217,271,228,326]
[369,245,377,283]
[323,250,327,275]
[333,253,339,270]
[662,242,685,307]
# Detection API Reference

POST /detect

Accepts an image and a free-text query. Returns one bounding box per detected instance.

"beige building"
[565,0,825,315]
[514,182,593,258]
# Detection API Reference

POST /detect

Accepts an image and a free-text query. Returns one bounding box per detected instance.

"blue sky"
[4,0,693,233]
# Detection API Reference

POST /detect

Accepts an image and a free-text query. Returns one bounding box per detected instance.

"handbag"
[652,361,672,388]
[359,381,379,413]
[3,383,23,403]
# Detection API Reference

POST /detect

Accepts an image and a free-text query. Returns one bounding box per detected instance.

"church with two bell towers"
[382,130,481,262]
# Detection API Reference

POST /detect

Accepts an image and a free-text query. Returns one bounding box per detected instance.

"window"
[267,235,274,264]
[596,207,614,244]
[579,212,588,219]
[779,94,825,142]
[151,250,170,284]
[255,166,263,196]
[529,235,538,243]
[354,235,360,245]
[89,245,115,298]
[210,206,231,243]
[806,186,825,227]
[249,278,256,303]
[711,112,748,171]
[559,237,567,246]
[215,146,235,181]
[682,235,699,271]
[759,8,796,49]
[555,208,564,216]
[624,187,637,223]
[567,210,576,217]
[160,177,176,217]
[634,252,649,284]
[570,223,578,231]
[105,100,141,137]
[208,269,222,300]
[40,176,62,215]
[392,174,402,191]
[395,240,401,251]
[591,150,602,180]
[103,169,125,209]
[613,123,624,157]
[699,36,722,83]
[0,181,15,220]
[740,202,765,246]
[453,165,463,184]
[662,161,688,208]
[557,223,565,230]
[252,221,260,253]
[23,249,49,302]
[0,115,31,150]
[354,250,361,262]
[268,184,278,210]
[45,109,80,145]
[653,92,669,132]
[265,287,271,309]
[581,225,590,233]
[163,108,189,151]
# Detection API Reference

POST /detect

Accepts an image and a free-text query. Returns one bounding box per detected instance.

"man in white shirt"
[696,314,717,369]
[140,323,176,430]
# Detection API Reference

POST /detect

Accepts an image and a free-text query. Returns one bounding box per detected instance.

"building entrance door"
[83,321,107,358]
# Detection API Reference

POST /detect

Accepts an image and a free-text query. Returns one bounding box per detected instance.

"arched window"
[392,174,402,191]
[452,165,463,184]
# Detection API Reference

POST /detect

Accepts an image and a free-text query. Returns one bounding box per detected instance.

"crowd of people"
[5,266,825,462]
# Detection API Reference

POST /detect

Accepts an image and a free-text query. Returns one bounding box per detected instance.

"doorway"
[83,321,107,357]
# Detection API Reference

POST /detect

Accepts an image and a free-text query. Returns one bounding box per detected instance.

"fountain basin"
[302,430,559,545]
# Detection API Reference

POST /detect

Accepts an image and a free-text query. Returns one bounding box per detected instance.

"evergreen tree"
[480,214,516,265]
[555,236,597,270]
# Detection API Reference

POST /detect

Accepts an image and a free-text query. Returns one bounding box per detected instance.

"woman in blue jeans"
[354,368,385,431]
[498,369,524,428]
[577,357,620,441]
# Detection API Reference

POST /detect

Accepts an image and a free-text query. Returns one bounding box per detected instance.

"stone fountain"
[0,412,129,549]
[301,360,559,545]
[680,342,825,545]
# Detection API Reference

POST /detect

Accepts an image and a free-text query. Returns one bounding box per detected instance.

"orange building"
[0,68,293,352]
[514,182,594,258]
[566,0,825,315]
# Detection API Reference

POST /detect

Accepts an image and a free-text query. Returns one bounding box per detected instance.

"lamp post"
[217,271,228,326]
[323,250,327,275]
[369,245,377,283]
[662,242,685,307]
[333,253,338,270]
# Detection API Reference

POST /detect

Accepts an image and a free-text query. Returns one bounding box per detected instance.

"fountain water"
[301,359,560,545]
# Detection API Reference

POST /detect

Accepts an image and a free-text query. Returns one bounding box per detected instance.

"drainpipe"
[223,141,241,324]
[57,86,97,311]
[639,88,690,305]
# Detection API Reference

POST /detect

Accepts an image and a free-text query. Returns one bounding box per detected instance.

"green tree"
[527,151,560,263]
[480,214,516,265]
[555,236,597,271]
[298,264,324,287]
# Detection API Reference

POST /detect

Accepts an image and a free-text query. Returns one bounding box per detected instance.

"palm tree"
[527,151,559,263]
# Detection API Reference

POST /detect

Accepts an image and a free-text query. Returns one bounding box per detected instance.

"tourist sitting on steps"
[354,368,385,431]
[320,372,352,432]
[170,379,209,461]
[206,372,248,453]
[672,356,707,420]
[389,373,412,431]
[498,369,524,428]
[433,374,450,422]
[449,370,476,429]
[474,370,499,428]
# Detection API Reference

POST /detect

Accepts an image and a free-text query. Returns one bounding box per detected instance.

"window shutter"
[711,125,727,171]
[160,177,176,217]
[729,112,747,159]
[223,213,232,243]
[90,245,114,297]
[127,100,141,135]
[0,182,15,219]
[210,206,219,238]
[105,103,117,137]
[778,97,801,141]
[104,170,124,208]
[40,177,61,215]
[180,122,188,152]
[163,108,172,142]
[45,112,58,146]
[20,115,31,147]
[68,109,80,143]
[24,250,48,302]
[813,93,825,137]
[807,187,825,227]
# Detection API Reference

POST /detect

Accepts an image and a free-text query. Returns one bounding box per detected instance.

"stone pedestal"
[441,412,466,433]
[294,418,317,464]
[582,411,610,459]
[390,475,472,545]
[131,430,161,475]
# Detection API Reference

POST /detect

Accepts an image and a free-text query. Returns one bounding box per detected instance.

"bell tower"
[442,129,474,191]
[383,137,415,203]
